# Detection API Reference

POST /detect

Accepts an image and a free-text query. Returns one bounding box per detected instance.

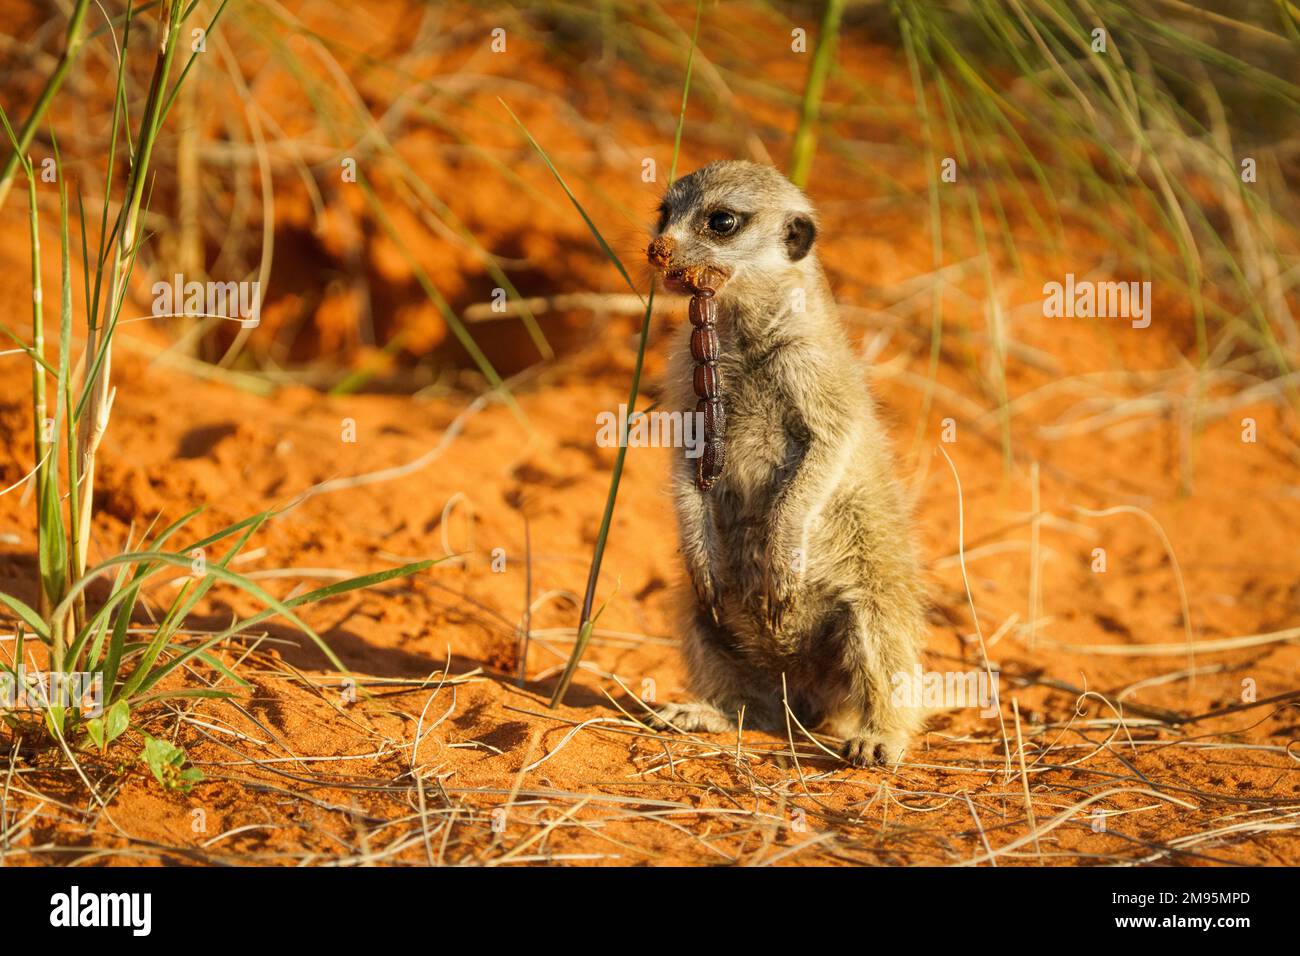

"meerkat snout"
[647,234,675,268]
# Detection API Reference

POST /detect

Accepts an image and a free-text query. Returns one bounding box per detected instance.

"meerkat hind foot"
[840,732,907,768]
[648,700,736,734]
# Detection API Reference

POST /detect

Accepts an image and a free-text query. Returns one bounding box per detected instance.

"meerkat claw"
[646,701,736,735]
[764,598,786,633]
[691,577,719,623]
[759,573,792,631]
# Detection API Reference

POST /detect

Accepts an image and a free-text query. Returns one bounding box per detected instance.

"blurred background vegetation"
[0,0,1296,398]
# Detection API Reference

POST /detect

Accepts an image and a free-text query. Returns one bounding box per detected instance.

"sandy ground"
[0,0,1297,865]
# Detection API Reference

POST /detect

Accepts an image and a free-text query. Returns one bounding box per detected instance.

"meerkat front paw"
[759,564,795,631]
[646,700,737,734]
[840,733,907,768]
[759,531,806,630]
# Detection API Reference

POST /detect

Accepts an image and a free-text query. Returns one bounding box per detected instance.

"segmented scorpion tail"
[689,290,725,491]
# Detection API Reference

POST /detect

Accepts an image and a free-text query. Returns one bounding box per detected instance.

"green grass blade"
[788,0,843,188]
[0,593,48,639]
[0,0,92,212]
[501,100,643,301]
[549,0,704,708]
[130,560,435,697]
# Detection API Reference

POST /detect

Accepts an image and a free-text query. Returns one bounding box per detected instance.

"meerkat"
[644,160,927,766]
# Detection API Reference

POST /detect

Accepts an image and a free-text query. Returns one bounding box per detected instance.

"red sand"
[0,0,1296,865]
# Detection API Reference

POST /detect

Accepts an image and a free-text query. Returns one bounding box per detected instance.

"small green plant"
[84,699,129,752]
[140,733,203,793]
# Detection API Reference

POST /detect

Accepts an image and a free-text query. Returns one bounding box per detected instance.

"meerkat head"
[646,160,818,299]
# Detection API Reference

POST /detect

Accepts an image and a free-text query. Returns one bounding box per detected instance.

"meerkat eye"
[707,210,739,236]
[655,203,670,233]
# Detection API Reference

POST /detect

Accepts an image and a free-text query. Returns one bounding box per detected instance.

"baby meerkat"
[644,160,926,766]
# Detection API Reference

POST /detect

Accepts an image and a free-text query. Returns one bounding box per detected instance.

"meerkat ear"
[784,214,816,261]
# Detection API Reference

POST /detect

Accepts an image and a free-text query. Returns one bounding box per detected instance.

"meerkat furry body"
[645,161,926,766]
